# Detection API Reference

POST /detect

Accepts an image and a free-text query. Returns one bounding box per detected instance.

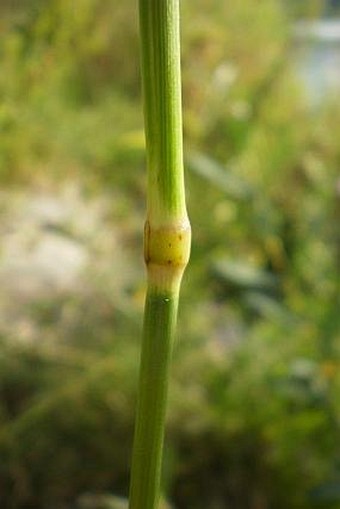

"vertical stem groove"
[129,290,178,509]
[139,0,187,226]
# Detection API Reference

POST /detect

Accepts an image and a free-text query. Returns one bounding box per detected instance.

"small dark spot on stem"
[167,260,172,265]
[179,235,182,240]
[168,243,172,247]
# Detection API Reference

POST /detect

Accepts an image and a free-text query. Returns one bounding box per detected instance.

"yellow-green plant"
[129,1,190,508]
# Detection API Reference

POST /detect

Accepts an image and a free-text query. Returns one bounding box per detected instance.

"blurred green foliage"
[0,1,339,508]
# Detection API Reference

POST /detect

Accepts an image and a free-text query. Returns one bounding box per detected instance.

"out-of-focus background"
[0,1,339,508]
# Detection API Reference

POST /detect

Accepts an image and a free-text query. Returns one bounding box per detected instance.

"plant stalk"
[129,1,190,508]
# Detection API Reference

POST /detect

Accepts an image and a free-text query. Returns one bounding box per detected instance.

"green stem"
[139,0,187,226]
[129,289,178,509]
[129,1,190,508]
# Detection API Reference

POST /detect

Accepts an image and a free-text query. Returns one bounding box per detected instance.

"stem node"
[144,219,191,270]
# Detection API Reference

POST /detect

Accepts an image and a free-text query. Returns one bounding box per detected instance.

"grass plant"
[1,1,340,508]
[128,1,191,509]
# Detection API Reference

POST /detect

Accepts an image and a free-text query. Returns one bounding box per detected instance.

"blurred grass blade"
[186,151,252,200]
[212,258,278,291]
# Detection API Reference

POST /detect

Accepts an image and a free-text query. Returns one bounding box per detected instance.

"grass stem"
[129,1,190,508]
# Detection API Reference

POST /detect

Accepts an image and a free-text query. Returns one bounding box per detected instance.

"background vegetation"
[0,1,339,508]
